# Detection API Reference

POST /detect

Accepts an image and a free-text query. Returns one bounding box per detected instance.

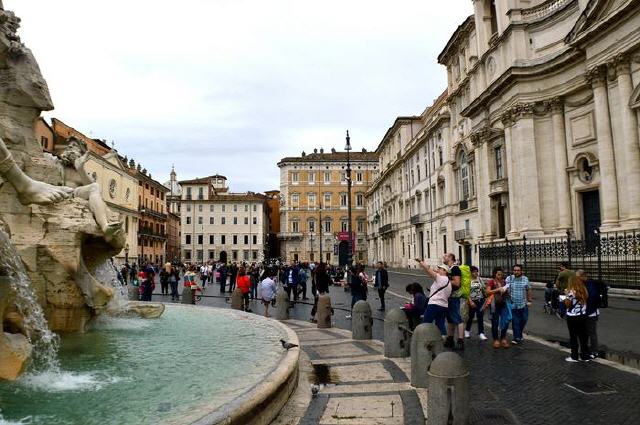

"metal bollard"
[230,288,243,310]
[352,300,373,340]
[316,294,332,329]
[384,308,411,358]
[275,287,289,320]
[427,352,470,425]
[128,285,140,301]
[410,323,444,388]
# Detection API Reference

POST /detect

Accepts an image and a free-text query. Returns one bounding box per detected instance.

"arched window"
[459,151,470,201]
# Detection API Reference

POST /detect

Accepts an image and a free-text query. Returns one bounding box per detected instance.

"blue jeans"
[465,298,485,335]
[491,307,508,340]
[423,304,448,335]
[512,306,529,341]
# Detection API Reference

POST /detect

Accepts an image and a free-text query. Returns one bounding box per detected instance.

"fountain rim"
[155,303,299,425]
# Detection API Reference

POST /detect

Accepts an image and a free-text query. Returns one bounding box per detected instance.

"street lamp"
[345,130,353,268]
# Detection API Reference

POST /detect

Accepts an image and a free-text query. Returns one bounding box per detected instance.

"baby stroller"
[543,286,559,315]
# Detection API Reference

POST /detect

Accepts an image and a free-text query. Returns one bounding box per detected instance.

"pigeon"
[280,339,299,350]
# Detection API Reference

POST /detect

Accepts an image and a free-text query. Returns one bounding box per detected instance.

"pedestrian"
[200,263,209,288]
[310,262,332,322]
[577,269,601,359]
[141,267,155,301]
[554,261,575,319]
[465,266,487,340]
[374,261,389,311]
[259,269,278,318]
[159,266,169,296]
[415,259,450,336]
[346,264,368,319]
[504,264,532,345]
[168,265,180,301]
[228,262,238,292]
[484,267,511,348]
[250,264,260,300]
[219,263,228,293]
[298,263,309,301]
[563,275,590,362]
[442,253,465,351]
[236,266,252,312]
[183,266,197,304]
[402,282,427,330]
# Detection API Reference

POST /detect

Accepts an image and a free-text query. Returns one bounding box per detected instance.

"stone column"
[614,56,640,224]
[501,111,519,237]
[472,133,491,240]
[511,104,543,235]
[549,98,572,230]
[589,66,619,228]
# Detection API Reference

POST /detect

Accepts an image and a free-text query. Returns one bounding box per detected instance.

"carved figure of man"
[58,136,124,245]
[0,137,72,204]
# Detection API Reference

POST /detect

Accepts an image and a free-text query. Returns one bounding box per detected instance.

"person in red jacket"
[236,266,252,312]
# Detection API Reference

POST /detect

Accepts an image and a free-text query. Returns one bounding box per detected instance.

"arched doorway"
[219,251,227,264]
[338,241,349,266]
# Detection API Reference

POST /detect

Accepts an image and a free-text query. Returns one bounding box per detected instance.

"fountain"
[0,5,298,424]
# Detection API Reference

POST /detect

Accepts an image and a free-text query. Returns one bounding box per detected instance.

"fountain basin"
[0,304,299,425]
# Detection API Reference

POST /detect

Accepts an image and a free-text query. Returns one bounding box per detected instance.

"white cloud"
[7,0,471,191]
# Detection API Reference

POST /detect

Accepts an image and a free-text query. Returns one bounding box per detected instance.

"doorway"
[338,241,349,266]
[582,190,601,249]
[418,231,424,260]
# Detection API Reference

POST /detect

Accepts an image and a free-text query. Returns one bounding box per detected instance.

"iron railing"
[478,230,640,289]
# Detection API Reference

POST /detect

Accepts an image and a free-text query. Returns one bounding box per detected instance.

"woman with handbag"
[484,267,511,348]
[563,275,590,362]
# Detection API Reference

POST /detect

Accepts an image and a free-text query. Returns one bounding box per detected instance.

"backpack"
[456,265,472,299]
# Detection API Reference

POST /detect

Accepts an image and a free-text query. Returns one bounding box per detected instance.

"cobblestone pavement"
[148,275,640,424]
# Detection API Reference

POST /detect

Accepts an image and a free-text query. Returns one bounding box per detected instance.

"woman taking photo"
[563,275,590,362]
[415,259,451,336]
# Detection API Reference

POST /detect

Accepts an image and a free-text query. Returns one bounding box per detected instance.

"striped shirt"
[504,275,530,309]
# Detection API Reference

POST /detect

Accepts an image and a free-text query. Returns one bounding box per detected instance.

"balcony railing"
[454,228,471,241]
[277,232,303,239]
[139,207,167,220]
[138,227,167,240]
[379,223,397,235]
[459,200,469,211]
[410,214,427,225]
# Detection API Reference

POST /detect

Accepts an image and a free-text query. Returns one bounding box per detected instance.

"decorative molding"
[544,96,564,114]
[586,66,607,87]
[521,0,572,22]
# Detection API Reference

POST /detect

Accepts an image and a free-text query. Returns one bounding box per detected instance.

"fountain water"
[0,228,60,372]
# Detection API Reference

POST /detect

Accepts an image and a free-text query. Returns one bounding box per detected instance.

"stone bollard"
[384,308,411,358]
[427,352,470,425]
[411,323,444,388]
[180,286,194,304]
[316,294,332,329]
[128,285,140,301]
[275,287,289,320]
[352,300,373,340]
[230,288,243,310]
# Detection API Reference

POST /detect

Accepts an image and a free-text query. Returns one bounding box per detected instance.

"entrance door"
[219,251,227,264]
[418,231,424,260]
[464,245,472,266]
[338,241,349,266]
[582,191,601,248]
[497,203,506,238]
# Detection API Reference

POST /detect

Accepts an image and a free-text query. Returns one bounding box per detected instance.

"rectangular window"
[292,172,299,182]
[197,234,203,245]
[233,217,238,225]
[185,234,191,244]
[208,250,215,260]
[244,217,248,225]
[495,146,504,179]
[233,235,238,244]
[308,220,315,233]
[253,217,257,225]
[209,235,214,244]
[244,235,249,244]
[356,172,363,182]
[198,187,203,200]
[243,250,249,260]
[232,250,238,260]
[197,216,202,225]
[308,172,315,183]
[252,235,257,244]
[308,193,316,207]
[186,217,191,225]
[324,171,331,182]
[357,221,364,232]
[185,250,192,260]
[324,221,331,232]
[341,172,346,182]
[221,217,226,225]
[356,194,364,206]
[209,217,214,224]
[222,205,226,212]
[233,204,237,212]
[292,221,299,232]
[186,204,191,212]
[252,251,258,260]
[291,194,299,207]
[341,221,348,232]
[244,204,248,212]
[210,205,214,212]
[253,204,257,212]
[221,235,226,244]
[340,194,347,206]
[324,193,331,206]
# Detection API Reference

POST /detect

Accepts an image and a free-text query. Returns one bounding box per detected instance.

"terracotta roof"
[278,151,378,166]
[178,174,227,185]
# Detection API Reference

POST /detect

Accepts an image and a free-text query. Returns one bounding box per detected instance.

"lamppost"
[345,130,353,268]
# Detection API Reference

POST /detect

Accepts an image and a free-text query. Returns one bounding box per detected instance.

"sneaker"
[580,358,591,362]
[345,315,352,319]
[464,330,471,339]
[456,339,465,351]
[479,333,488,340]
[444,336,455,349]
[565,357,579,363]
[511,340,519,345]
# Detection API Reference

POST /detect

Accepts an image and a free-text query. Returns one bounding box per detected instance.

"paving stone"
[330,363,392,383]
[319,394,404,425]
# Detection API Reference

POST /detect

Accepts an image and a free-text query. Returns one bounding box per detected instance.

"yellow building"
[277,149,378,265]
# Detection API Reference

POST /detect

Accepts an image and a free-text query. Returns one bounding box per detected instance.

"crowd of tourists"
[405,254,605,362]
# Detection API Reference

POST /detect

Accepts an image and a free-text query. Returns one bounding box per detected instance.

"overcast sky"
[8,0,470,192]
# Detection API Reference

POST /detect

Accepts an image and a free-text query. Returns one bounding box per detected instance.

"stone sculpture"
[0,4,132,379]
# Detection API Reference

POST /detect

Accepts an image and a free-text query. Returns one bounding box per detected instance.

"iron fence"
[478,230,640,289]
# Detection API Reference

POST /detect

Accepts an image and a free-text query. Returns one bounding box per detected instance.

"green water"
[0,306,287,425]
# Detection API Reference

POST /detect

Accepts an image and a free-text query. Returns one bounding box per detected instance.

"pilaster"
[547,97,572,231]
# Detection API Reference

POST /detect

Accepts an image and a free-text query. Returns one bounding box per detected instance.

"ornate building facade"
[367,0,640,268]
[278,149,378,265]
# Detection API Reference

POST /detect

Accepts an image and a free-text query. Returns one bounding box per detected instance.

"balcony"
[454,228,472,241]
[459,200,469,211]
[277,232,303,240]
[410,214,427,225]
[139,207,167,220]
[489,178,509,197]
[138,227,167,240]
[379,223,397,235]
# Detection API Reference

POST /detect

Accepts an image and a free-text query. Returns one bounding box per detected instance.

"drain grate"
[564,381,617,395]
